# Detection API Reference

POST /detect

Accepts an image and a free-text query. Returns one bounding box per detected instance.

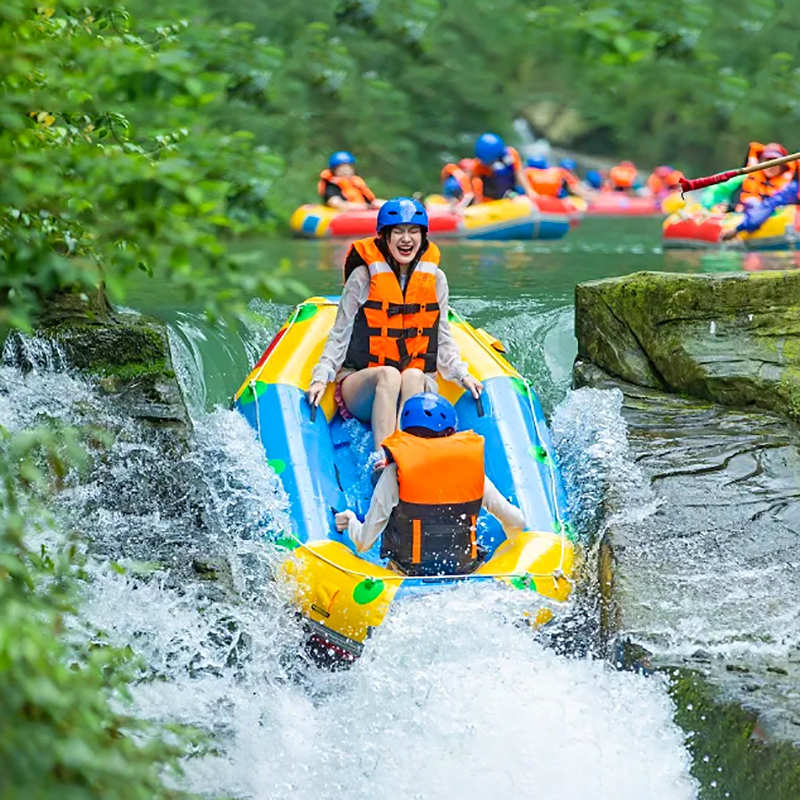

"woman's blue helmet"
[560,158,577,172]
[400,392,457,436]
[585,170,603,189]
[475,133,506,165]
[329,151,356,169]
[526,156,548,170]
[376,197,428,233]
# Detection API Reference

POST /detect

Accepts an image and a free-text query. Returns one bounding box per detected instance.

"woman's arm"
[736,178,798,233]
[310,270,368,385]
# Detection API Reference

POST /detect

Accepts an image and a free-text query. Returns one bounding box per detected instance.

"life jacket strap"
[367,354,403,369]
[366,326,406,338]
[362,300,440,315]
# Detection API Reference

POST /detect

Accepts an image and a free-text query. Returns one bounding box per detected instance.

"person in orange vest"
[470,133,536,202]
[737,142,795,206]
[646,165,684,200]
[440,158,479,210]
[523,156,564,197]
[318,151,383,210]
[721,143,799,241]
[307,198,483,485]
[335,393,526,575]
[607,160,639,193]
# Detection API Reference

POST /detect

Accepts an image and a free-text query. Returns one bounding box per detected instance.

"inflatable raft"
[234,298,577,662]
[290,195,572,241]
[586,192,662,216]
[663,205,800,250]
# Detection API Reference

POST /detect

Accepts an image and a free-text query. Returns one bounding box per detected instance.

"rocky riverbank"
[573,270,800,772]
[0,293,247,598]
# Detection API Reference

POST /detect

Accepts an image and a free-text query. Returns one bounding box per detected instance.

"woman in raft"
[307,197,483,484]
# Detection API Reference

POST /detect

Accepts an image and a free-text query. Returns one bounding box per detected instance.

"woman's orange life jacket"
[343,238,441,373]
[381,429,485,575]
[318,170,376,205]
[440,163,479,199]
[739,162,796,205]
[609,162,637,189]
[524,166,564,197]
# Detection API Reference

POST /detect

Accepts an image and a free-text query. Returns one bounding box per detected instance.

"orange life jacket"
[524,166,564,197]
[317,170,376,205]
[609,163,637,189]
[739,162,796,205]
[343,238,441,373]
[381,429,484,575]
[440,163,479,199]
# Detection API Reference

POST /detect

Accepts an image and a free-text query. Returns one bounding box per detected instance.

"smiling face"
[386,224,423,265]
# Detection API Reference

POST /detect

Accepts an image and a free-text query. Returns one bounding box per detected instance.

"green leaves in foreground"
[0,425,201,799]
[0,2,292,334]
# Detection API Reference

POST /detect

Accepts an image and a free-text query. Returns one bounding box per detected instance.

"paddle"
[680,151,800,196]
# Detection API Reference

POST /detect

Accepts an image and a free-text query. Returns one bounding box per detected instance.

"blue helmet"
[442,176,463,198]
[559,158,577,172]
[526,156,548,170]
[585,170,603,189]
[400,392,457,436]
[376,197,428,233]
[475,133,506,165]
[329,151,355,169]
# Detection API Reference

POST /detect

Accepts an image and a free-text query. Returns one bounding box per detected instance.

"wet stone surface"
[575,360,800,744]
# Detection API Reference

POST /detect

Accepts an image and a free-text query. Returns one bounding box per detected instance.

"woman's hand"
[308,380,326,407]
[462,374,484,398]
[720,227,740,242]
[335,510,356,532]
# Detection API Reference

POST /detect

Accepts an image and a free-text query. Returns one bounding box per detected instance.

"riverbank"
[573,269,800,790]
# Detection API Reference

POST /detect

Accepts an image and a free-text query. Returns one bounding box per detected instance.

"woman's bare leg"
[341,366,402,452]
[397,368,426,426]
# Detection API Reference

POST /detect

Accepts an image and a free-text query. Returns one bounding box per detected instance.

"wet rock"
[574,357,800,754]
[576,270,800,421]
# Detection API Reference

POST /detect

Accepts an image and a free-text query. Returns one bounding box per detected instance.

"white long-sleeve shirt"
[340,463,527,554]
[310,267,471,387]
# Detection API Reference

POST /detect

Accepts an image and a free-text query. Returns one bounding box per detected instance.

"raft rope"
[246,300,573,590]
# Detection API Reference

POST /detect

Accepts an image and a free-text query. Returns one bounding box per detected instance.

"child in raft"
[307,197,483,485]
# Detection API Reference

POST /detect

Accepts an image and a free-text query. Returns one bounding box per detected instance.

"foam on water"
[0,324,699,799]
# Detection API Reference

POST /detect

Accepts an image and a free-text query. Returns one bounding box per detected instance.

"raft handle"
[476,395,485,418]
[309,402,317,423]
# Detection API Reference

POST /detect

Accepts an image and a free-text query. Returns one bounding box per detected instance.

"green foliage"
[0,425,201,799]
[0,1,298,335]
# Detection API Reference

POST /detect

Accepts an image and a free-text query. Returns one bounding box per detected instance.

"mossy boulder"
[575,270,800,421]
